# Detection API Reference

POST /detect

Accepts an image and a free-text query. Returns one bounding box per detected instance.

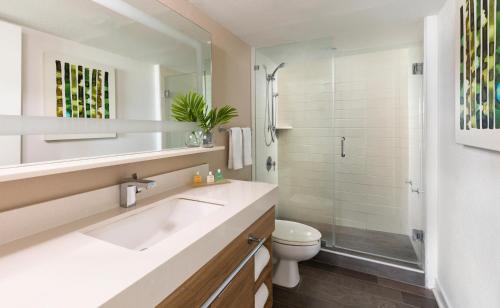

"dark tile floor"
[273,261,437,308]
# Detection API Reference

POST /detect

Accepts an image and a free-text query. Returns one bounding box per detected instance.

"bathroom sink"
[84,198,223,251]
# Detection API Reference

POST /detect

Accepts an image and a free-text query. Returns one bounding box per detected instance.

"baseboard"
[433,279,452,308]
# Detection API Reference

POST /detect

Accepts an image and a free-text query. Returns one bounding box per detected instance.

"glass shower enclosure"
[253,38,425,269]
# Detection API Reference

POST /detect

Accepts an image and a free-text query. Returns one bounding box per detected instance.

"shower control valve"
[266,156,276,172]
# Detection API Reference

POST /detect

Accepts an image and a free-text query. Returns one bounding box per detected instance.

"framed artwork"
[456,0,500,151]
[43,53,116,140]
[455,0,500,151]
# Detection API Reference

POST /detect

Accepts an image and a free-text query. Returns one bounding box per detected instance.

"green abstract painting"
[459,0,498,129]
[51,58,114,120]
[458,0,500,151]
[44,53,116,140]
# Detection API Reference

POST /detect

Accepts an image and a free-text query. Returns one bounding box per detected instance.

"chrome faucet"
[120,173,156,208]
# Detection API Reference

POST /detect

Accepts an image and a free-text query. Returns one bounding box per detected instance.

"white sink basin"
[84,198,223,251]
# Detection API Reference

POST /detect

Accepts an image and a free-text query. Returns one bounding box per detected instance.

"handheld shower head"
[268,62,285,80]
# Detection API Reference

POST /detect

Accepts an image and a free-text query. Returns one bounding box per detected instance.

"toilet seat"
[272,220,321,246]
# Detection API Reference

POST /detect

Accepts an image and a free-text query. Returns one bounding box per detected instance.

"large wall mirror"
[0,0,212,167]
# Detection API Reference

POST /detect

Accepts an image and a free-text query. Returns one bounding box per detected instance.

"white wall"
[19,26,161,164]
[0,20,22,166]
[435,0,500,306]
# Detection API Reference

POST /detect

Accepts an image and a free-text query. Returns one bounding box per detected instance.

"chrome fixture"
[412,229,424,242]
[120,173,157,208]
[411,187,421,194]
[267,62,285,81]
[266,156,276,171]
[405,179,422,194]
[412,63,424,75]
[340,136,346,158]
[264,62,285,146]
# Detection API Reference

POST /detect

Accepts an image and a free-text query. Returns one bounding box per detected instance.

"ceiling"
[187,0,446,49]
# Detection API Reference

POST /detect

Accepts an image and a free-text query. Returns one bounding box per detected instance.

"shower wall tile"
[277,51,335,227]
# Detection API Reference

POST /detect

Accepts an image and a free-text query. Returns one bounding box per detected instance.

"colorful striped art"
[104,72,110,119]
[465,0,472,130]
[470,0,477,128]
[84,68,91,118]
[475,0,481,128]
[55,60,63,118]
[496,0,500,128]
[97,70,103,119]
[53,60,113,119]
[481,0,488,128]
[459,0,500,130]
[488,0,495,128]
[64,62,71,118]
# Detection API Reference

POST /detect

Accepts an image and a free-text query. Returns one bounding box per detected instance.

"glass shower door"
[331,47,424,268]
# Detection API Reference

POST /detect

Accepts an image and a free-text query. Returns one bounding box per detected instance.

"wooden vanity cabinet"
[211,260,254,308]
[157,206,275,308]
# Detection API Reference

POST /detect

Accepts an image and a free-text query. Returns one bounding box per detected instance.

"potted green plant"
[171,92,238,148]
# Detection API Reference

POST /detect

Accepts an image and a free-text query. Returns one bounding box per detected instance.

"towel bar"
[200,236,266,308]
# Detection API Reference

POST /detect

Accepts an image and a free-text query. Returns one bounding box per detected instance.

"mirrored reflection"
[0,0,211,167]
[0,131,194,168]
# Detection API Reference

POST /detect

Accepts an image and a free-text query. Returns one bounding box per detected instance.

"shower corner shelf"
[276,125,293,130]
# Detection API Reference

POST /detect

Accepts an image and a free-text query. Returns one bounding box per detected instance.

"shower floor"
[288,219,420,268]
[334,225,419,263]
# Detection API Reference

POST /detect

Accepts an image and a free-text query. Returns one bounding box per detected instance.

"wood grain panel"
[211,259,254,308]
[254,258,272,292]
[157,206,275,307]
[255,266,273,308]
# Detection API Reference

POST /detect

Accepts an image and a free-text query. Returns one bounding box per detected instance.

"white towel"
[228,127,243,170]
[254,246,270,281]
[242,127,252,166]
[254,283,269,308]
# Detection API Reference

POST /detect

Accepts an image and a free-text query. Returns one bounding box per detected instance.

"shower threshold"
[321,244,422,271]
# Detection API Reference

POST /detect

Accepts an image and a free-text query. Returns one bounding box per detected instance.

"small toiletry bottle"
[194,171,202,184]
[207,171,215,184]
[215,169,224,182]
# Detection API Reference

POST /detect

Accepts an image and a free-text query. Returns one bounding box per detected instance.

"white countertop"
[0,180,278,307]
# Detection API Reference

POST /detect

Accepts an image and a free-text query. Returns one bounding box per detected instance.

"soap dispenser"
[193,171,202,184]
[207,171,215,184]
[215,169,224,182]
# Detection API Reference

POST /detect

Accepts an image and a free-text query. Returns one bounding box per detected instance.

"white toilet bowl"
[272,220,321,288]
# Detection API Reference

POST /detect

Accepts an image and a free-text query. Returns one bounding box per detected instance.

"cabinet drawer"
[157,206,275,307]
[211,259,254,308]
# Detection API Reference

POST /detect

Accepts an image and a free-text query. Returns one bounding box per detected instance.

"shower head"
[268,62,285,80]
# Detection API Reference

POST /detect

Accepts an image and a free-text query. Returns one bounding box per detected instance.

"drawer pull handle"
[201,237,266,308]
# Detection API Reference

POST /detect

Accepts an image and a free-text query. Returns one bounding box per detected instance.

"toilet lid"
[272,220,322,246]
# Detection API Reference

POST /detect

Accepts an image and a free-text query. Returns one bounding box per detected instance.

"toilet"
[272,220,322,288]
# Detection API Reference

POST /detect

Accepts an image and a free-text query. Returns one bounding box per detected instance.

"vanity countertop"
[0,180,278,307]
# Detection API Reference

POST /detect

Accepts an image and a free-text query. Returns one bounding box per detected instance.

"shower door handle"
[341,137,346,158]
